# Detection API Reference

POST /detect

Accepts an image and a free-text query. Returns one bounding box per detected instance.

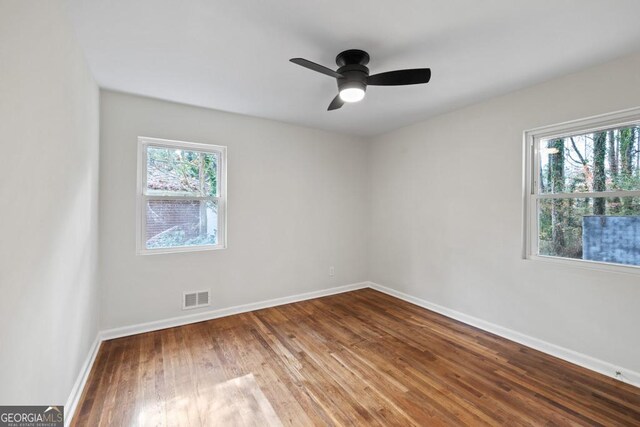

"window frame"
[136,136,227,255]
[522,106,640,274]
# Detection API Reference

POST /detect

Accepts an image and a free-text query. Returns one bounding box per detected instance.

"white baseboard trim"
[367,281,640,388]
[101,282,369,341]
[65,279,639,424]
[64,336,102,427]
[65,281,367,423]
[64,282,369,426]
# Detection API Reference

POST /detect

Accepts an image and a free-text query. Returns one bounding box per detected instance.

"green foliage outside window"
[146,146,217,196]
[538,126,640,259]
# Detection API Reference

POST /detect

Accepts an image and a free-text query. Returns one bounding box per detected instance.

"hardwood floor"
[72,289,640,426]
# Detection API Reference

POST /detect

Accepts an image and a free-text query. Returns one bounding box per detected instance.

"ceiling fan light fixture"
[339,87,365,103]
[339,80,367,103]
[289,49,431,111]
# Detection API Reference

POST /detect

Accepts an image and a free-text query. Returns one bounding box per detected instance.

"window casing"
[137,137,227,254]
[523,107,640,272]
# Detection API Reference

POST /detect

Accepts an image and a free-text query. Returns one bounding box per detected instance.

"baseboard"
[64,336,102,427]
[367,281,640,388]
[66,279,639,424]
[101,281,369,341]
[65,281,367,423]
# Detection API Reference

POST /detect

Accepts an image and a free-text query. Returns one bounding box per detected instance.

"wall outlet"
[329,266,335,277]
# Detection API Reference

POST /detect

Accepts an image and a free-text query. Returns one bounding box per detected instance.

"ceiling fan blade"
[367,68,431,86]
[290,58,343,79]
[328,94,344,111]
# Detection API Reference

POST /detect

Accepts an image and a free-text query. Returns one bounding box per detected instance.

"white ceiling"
[67,0,640,136]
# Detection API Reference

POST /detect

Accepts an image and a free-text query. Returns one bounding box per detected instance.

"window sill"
[526,254,640,276]
[137,244,226,256]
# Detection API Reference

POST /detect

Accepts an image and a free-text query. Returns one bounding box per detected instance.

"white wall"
[0,0,100,405]
[370,52,640,374]
[3,1,638,405]
[99,91,369,329]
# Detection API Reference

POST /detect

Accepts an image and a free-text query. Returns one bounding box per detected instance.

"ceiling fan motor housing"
[335,49,370,94]
[289,48,431,110]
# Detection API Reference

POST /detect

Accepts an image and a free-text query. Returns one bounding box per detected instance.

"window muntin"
[137,137,226,254]
[525,108,640,270]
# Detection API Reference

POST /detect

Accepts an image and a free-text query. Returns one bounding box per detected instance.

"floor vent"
[183,290,210,310]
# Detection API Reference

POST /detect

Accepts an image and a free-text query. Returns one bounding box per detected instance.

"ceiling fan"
[290,49,431,111]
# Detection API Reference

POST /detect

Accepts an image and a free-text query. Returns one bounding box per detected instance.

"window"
[137,137,226,254]
[524,107,640,271]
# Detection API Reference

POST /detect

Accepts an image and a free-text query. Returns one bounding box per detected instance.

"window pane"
[145,199,218,249]
[146,146,218,196]
[201,152,218,197]
[538,197,640,266]
[539,126,640,194]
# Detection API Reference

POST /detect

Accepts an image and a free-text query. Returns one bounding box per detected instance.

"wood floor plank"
[71,289,640,426]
